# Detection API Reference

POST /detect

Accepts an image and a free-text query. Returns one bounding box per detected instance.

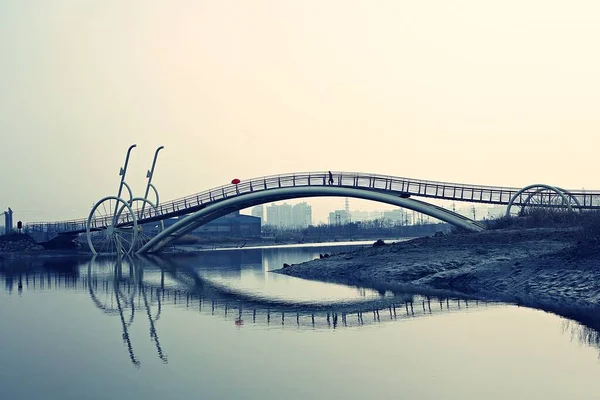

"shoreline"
[0,234,405,259]
[169,235,411,251]
[274,227,600,329]
[172,238,410,252]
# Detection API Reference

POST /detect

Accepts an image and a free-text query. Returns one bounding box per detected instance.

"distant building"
[383,209,404,223]
[266,204,279,227]
[328,210,349,225]
[291,202,312,228]
[251,205,264,223]
[350,210,370,222]
[162,211,261,237]
[266,203,292,227]
[279,203,292,227]
[265,202,311,228]
[3,208,13,235]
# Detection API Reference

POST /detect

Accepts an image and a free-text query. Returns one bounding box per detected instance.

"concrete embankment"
[275,228,600,324]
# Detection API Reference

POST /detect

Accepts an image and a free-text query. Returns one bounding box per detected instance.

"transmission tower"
[345,198,351,222]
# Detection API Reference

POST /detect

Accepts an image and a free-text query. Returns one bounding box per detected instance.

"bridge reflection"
[2,256,599,367]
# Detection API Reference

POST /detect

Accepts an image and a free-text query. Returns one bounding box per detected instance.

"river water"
[1,242,600,399]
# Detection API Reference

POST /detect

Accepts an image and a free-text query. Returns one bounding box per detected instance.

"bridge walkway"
[24,171,600,235]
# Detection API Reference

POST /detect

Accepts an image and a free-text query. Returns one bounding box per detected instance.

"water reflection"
[1,254,496,367]
[563,317,600,355]
[2,249,600,369]
[87,257,167,367]
[108,255,501,367]
[1,257,80,295]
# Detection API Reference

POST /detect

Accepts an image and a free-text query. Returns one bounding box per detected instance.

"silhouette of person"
[328,171,334,185]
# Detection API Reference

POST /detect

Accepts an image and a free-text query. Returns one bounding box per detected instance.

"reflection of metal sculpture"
[135,265,168,364]
[88,256,139,366]
[86,146,165,256]
[87,256,167,367]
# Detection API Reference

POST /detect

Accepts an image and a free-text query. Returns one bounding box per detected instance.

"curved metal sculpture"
[138,186,486,254]
[87,196,138,255]
[123,197,164,250]
[128,146,165,252]
[505,184,579,217]
[141,146,164,210]
[86,145,164,256]
[87,144,138,256]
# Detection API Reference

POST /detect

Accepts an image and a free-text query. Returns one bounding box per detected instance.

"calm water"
[1,243,600,399]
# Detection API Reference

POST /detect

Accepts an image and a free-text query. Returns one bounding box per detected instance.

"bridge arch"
[521,186,581,210]
[505,184,578,217]
[138,186,485,254]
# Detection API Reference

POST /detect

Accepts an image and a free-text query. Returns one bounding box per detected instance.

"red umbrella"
[231,178,241,185]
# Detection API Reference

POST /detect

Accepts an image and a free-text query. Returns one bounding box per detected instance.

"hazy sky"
[1,1,600,223]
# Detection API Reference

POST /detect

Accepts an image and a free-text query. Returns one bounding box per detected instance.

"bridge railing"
[24,171,600,233]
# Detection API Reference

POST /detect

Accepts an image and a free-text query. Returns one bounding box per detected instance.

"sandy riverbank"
[275,227,600,326]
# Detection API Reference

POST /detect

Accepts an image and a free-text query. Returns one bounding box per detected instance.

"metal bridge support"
[138,186,486,254]
[505,184,579,217]
[521,186,581,210]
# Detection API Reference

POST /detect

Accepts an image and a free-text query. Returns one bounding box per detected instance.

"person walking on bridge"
[328,171,334,185]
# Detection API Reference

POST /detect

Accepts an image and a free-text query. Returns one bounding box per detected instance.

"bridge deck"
[25,171,600,234]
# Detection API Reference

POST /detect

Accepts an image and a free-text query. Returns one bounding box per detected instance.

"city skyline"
[242,198,505,226]
[263,202,312,228]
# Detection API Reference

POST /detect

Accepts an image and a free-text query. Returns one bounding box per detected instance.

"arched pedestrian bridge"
[25,171,600,254]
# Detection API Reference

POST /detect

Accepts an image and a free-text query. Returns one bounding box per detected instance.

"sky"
[1,1,600,223]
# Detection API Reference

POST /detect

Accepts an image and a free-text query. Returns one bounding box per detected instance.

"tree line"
[262,219,449,239]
